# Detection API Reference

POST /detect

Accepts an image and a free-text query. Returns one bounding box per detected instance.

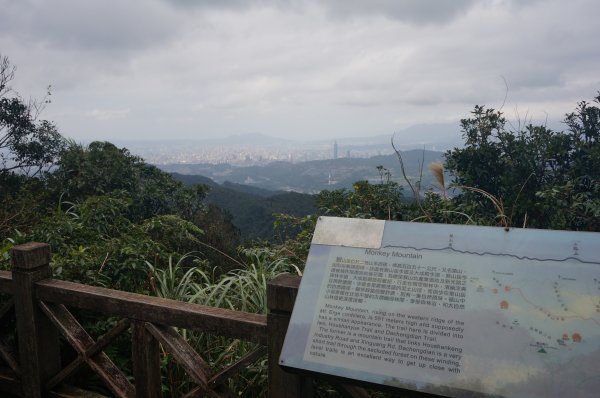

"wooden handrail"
[1,243,321,397]
[1,243,275,397]
[35,278,267,345]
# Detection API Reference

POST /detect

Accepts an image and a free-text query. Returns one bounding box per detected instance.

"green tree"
[0,55,65,180]
[563,93,600,185]
[192,203,241,273]
[535,93,600,230]
[444,93,600,230]
[317,166,404,220]
[0,55,65,239]
[276,167,405,265]
[48,141,207,221]
[2,193,206,292]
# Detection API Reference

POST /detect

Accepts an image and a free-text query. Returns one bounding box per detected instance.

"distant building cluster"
[130,143,332,165]
[126,140,394,166]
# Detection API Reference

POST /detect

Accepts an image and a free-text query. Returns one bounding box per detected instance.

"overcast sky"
[1,0,599,143]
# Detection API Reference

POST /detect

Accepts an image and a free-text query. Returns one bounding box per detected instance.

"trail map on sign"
[280,217,600,398]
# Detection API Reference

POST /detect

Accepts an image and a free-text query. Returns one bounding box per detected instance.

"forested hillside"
[171,172,316,240]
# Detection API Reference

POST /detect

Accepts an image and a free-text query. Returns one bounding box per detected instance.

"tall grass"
[193,247,301,312]
[145,247,301,396]
[146,254,212,301]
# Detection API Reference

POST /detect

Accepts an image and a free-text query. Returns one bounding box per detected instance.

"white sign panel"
[280,217,600,398]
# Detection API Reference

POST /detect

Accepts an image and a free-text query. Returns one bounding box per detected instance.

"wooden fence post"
[267,274,312,398]
[132,321,162,398]
[11,242,61,398]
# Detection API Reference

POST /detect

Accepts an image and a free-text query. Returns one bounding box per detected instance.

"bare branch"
[0,54,16,97]
[391,134,432,222]
[498,75,509,112]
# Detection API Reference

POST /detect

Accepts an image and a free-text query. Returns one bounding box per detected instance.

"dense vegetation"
[172,173,316,241]
[1,53,599,396]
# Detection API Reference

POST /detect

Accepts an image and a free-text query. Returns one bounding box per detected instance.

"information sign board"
[280,217,600,398]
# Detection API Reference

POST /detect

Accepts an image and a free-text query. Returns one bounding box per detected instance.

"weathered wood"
[0,270,12,294]
[208,346,266,388]
[46,319,131,390]
[266,275,312,398]
[182,347,266,398]
[11,243,61,398]
[36,279,267,344]
[132,321,162,398]
[144,323,211,386]
[266,274,301,313]
[11,242,51,271]
[145,323,239,398]
[0,299,19,375]
[39,302,135,398]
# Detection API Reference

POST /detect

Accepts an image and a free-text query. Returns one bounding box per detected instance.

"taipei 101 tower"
[333,140,338,159]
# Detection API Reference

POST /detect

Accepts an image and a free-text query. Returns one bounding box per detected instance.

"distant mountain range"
[115,122,462,151]
[160,149,446,194]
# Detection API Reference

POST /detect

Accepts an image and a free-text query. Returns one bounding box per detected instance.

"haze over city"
[1,0,599,144]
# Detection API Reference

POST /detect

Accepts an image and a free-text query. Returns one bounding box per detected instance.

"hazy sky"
[1,0,599,142]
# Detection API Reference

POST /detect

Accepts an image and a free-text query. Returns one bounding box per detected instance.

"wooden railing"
[0,243,422,398]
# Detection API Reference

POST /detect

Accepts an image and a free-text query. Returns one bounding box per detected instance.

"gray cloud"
[0,0,598,141]
[0,0,182,52]
[318,0,478,24]
[167,0,478,24]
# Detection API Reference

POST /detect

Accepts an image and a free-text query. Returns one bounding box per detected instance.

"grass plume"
[429,161,447,199]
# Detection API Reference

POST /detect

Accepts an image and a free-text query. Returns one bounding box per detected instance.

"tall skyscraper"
[333,140,338,159]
